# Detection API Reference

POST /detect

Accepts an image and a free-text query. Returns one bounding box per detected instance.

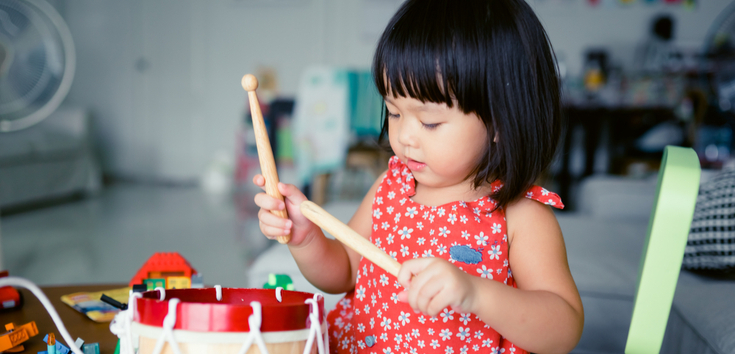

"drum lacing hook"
[215,285,223,301]
[275,287,283,302]
[155,287,166,301]
[151,298,183,354]
[303,293,326,354]
[237,301,270,354]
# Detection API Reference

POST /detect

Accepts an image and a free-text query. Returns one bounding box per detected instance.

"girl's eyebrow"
[384,97,442,112]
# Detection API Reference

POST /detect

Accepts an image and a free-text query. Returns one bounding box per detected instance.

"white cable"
[303,293,325,354]
[215,285,222,301]
[0,277,84,354]
[150,298,183,354]
[155,286,166,301]
[275,287,283,303]
[237,301,270,354]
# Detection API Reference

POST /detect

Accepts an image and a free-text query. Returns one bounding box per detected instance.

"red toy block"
[129,252,198,287]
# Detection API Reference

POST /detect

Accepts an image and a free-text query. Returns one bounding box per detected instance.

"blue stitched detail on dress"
[450,245,483,264]
[365,335,377,347]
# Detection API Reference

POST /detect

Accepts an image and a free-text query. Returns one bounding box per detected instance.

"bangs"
[372,0,488,113]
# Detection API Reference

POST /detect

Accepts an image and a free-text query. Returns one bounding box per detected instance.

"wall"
[61,0,732,182]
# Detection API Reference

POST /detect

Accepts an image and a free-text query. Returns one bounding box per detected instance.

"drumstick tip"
[241,74,259,92]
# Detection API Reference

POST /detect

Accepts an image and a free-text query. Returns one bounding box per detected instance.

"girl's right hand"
[252,174,318,247]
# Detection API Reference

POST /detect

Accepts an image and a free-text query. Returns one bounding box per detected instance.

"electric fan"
[0,0,75,132]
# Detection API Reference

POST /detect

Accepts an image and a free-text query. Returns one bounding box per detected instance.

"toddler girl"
[254,1,584,353]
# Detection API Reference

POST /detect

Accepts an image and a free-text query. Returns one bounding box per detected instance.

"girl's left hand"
[397,258,478,317]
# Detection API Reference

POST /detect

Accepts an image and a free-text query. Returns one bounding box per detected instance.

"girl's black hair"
[373,0,562,210]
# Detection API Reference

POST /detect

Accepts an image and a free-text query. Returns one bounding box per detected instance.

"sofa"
[248,175,735,353]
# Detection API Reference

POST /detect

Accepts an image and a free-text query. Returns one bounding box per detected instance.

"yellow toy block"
[166,276,191,289]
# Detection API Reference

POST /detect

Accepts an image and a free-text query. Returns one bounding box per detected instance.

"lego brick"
[166,276,191,289]
[143,278,166,291]
[43,334,70,354]
[82,342,99,354]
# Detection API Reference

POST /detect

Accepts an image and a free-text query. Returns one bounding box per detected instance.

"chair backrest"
[625,146,701,354]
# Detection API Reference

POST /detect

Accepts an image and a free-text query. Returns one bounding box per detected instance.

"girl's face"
[385,95,489,196]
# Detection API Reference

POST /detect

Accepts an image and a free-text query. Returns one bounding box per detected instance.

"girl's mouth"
[407,158,426,171]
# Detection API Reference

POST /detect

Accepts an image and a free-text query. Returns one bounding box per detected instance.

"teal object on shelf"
[624,146,700,354]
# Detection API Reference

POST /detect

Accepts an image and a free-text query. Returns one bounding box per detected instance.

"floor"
[1,183,274,287]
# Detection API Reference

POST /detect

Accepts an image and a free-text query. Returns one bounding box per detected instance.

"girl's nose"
[396,120,418,147]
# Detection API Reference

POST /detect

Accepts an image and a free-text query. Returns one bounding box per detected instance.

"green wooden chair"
[624,146,701,354]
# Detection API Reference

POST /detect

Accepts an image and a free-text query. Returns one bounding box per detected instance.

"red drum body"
[128,288,326,354]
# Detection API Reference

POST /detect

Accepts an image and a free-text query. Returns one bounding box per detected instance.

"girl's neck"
[411,179,494,207]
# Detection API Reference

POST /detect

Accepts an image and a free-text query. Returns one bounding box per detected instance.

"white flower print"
[387,234,394,244]
[413,252,420,258]
[423,211,430,220]
[358,341,366,349]
[459,313,471,325]
[401,244,409,257]
[477,265,493,279]
[437,208,446,217]
[374,223,378,231]
[418,316,426,324]
[388,191,396,199]
[399,198,407,205]
[491,346,505,354]
[545,199,556,206]
[380,317,392,330]
[430,316,439,323]
[417,222,424,230]
[380,274,389,286]
[439,226,450,237]
[440,329,452,340]
[445,347,454,354]
[491,223,502,234]
[457,327,470,340]
[474,330,483,339]
[461,231,470,240]
[417,237,425,245]
[478,200,485,206]
[377,309,382,318]
[389,250,397,260]
[412,329,420,338]
[382,302,389,311]
[473,207,481,215]
[447,213,457,224]
[482,339,493,347]
[440,308,455,322]
[509,346,516,353]
[376,196,383,204]
[431,340,440,349]
[437,245,447,255]
[398,227,413,239]
[428,328,435,335]
[398,311,411,325]
[497,268,503,275]
[410,347,418,354]
[460,215,468,224]
[391,292,399,304]
[381,332,388,342]
[373,209,383,219]
[504,259,509,267]
[541,188,549,196]
[375,238,382,248]
[382,222,390,230]
[475,232,489,246]
[383,347,392,353]
[357,323,365,332]
[386,206,394,214]
[371,294,377,306]
[488,245,503,260]
[422,249,434,258]
[526,191,533,198]
[418,340,425,348]
[431,237,438,245]
[394,213,401,223]
[356,286,366,301]
[473,345,480,351]
[405,207,417,218]
[364,304,370,314]
[429,214,436,223]
[395,280,402,288]
[394,334,402,344]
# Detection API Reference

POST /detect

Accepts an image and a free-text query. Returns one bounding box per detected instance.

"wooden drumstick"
[300,200,402,277]
[242,74,290,244]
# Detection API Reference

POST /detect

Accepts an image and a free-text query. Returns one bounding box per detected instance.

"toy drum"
[117,287,327,354]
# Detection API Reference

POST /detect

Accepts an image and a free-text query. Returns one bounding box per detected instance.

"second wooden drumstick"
[242,74,290,244]
[300,200,402,277]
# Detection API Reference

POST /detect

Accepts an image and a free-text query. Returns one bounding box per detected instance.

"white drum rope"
[0,277,85,354]
[215,285,223,301]
[237,301,270,354]
[155,287,166,301]
[275,287,283,303]
[110,290,142,354]
[150,298,183,354]
[303,293,326,354]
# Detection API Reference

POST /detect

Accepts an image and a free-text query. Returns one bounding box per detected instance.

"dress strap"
[524,186,564,209]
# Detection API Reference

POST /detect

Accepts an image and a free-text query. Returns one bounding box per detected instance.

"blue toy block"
[83,342,100,354]
[42,334,70,354]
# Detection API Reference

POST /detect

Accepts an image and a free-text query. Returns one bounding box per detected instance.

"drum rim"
[134,288,325,332]
[130,321,328,344]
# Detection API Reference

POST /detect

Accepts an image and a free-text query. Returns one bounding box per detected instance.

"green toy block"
[263,273,294,290]
[143,278,166,290]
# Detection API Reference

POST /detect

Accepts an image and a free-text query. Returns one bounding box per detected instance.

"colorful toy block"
[129,252,198,286]
[263,273,294,290]
[143,278,166,291]
[43,333,70,354]
[166,276,191,289]
[0,322,38,352]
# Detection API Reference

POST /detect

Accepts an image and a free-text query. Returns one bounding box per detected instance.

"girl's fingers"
[259,221,291,239]
[253,192,286,211]
[258,209,292,231]
[278,182,308,206]
[252,174,266,189]
[398,258,432,288]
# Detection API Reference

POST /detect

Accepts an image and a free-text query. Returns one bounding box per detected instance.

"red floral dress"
[327,157,563,354]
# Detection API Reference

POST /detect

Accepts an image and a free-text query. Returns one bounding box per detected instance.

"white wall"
[61,0,731,182]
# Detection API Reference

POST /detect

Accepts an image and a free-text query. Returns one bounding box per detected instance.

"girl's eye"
[422,123,440,130]
[388,112,400,119]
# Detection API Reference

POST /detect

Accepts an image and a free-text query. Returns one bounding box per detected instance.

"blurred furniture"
[3,284,121,353]
[624,146,700,353]
[0,105,101,210]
